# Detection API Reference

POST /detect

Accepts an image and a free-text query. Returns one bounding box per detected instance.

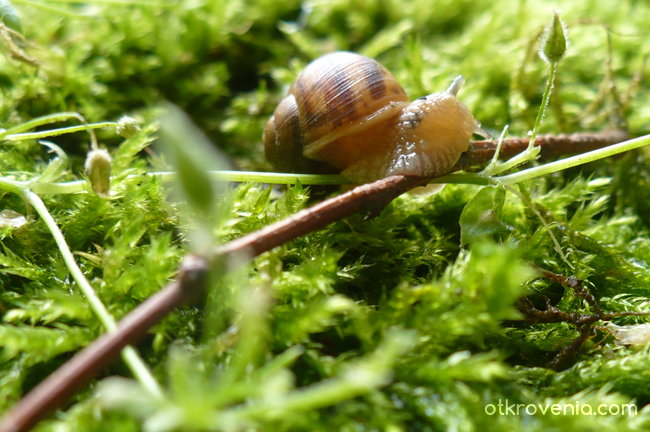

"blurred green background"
[2,0,648,169]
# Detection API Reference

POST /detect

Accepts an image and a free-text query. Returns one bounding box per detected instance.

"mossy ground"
[1,0,650,431]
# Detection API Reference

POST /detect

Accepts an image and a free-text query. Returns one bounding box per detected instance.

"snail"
[263,51,484,184]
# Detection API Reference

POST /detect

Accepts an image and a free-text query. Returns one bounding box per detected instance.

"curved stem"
[1,112,106,151]
[1,113,87,136]
[0,176,26,195]
[4,122,117,141]
[22,189,163,400]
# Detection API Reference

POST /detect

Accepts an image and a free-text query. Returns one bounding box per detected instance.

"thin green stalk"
[1,112,103,151]
[430,172,491,186]
[21,189,163,400]
[1,113,88,136]
[489,125,509,167]
[21,129,650,195]
[478,125,510,176]
[529,62,558,148]
[28,171,349,195]
[4,122,117,141]
[151,170,349,185]
[0,176,27,195]
[486,63,557,175]
[497,134,650,185]
[29,179,88,195]
[10,133,650,196]
[23,190,115,328]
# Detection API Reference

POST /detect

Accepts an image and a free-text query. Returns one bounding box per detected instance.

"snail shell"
[263,51,479,183]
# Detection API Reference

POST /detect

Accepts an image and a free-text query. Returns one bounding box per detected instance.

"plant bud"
[539,11,568,65]
[116,115,141,138]
[85,149,112,197]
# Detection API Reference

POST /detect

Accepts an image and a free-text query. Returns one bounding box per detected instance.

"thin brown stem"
[520,265,650,370]
[455,129,629,171]
[0,130,630,432]
[0,255,209,432]
[216,175,426,257]
[0,175,425,432]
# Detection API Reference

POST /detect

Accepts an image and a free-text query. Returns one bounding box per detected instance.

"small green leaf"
[459,185,507,245]
[158,104,231,252]
[35,140,69,184]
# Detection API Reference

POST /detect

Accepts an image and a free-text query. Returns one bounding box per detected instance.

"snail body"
[264,51,479,183]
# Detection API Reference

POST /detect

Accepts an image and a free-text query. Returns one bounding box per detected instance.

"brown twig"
[454,129,629,171]
[0,130,631,432]
[0,175,426,432]
[518,266,650,370]
[0,256,209,432]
